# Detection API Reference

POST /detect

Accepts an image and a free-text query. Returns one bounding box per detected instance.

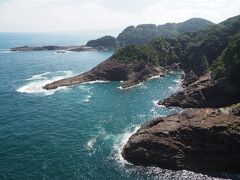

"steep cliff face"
[158,72,240,108]
[122,107,240,173]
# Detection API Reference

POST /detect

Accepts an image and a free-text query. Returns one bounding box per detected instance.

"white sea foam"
[82,80,110,85]
[26,72,50,81]
[148,75,162,80]
[117,86,123,90]
[0,49,12,54]
[54,50,68,54]
[168,78,183,93]
[152,100,166,108]
[17,71,74,96]
[86,137,97,153]
[78,85,94,102]
[83,93,93,102]
[118,74,161,90]
[112,126,140,165]
[152,100,159,106]
[117,82,144,90]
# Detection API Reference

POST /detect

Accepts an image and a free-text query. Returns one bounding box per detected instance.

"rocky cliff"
[122,107,240,173]
[159,72,240,108]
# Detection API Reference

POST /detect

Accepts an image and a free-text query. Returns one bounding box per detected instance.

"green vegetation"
[112,15,240,85]
[86,36,119,49]
[211,32,240,85]
[180,15,240,75]
[230,103,240,109]
[86,18,214,49]
[117,18,214,47]
[227,122,240,134]
[117,24,160,47]
[112,38,179,66]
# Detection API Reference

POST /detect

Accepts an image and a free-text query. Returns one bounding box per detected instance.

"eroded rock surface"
[44,59,166,90]
[159,72,240,108]
[122,107,240,173]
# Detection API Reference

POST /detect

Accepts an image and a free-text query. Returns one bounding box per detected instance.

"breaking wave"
[117,82,145,90]
[0,49,12,54]
[168,78,183,93]
[82,80,110,85]
[112,126,140,165]
[17,71,74,96]
[86,137,97,155]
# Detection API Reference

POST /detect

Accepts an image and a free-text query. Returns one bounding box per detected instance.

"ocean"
[0,33,223,180]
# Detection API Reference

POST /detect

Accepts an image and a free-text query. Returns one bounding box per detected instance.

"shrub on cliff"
[180,15,240,76]
[212,32,240,86]
[111,15,240,78]
[112,38,179,66]
[86,36,119,49]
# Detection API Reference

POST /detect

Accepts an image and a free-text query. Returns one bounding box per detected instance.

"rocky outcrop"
[181,71,199,87]
[122,107,240,173]
[11,45,97,52]
[158,72,240,108]
[44,59,167,90]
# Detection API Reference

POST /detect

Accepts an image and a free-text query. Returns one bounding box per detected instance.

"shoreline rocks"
[122,107,240,174]
[158,72,240,108]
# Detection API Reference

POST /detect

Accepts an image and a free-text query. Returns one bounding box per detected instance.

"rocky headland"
[122,106,240,173]
[44,58,169,90]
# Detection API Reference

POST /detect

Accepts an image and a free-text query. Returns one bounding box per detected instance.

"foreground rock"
[159,72,240,108]
[122,107,240,173]
[44,59,167,90]
[11,45,98,52]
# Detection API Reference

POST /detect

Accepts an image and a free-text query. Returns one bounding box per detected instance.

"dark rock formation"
[158,72,240,108]
[43,59,166,90]
[182,70,199,87]
[11,45,97,52]
[122,107,240,173]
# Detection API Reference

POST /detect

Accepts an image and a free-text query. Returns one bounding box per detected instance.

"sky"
[0,0,239,33]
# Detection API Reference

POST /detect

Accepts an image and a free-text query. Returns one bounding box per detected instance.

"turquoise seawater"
[0,33,223,180]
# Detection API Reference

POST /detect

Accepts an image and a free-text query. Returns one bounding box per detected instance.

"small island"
[11,45,101,52]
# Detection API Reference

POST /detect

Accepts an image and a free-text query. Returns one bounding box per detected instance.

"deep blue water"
[0,33,224,180]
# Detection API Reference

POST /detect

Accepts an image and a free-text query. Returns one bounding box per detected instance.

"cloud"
[0,0,239,32]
